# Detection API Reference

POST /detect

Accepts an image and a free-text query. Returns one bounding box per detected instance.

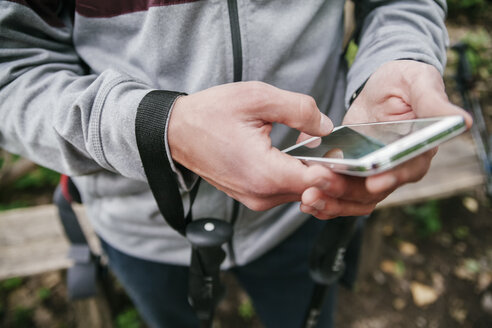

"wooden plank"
[0,205,70,279]
[378,133,485,208]
[0,205,112,327]
[0,204,98,280]
[0,132,485,280]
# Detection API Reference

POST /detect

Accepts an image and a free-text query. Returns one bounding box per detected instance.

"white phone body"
[283,116,467,177]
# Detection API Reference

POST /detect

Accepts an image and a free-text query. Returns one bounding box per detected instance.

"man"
[0,0,471,327]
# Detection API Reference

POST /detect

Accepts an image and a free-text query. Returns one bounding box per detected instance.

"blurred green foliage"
[13,306,34,328]
[448,0,487,10]
[1,277,23,291]
[13,166,60,190]
[238,297,255,321]
[453,225,470,240]
[448,0,488,17]
[404,200,442,237]
[37,287,51,302]
[0,202,30,211]
[0,151,60,210]
[462,29,492,81]
[115,308,143,328]
[464,258,480,274]
[0,152,59,191]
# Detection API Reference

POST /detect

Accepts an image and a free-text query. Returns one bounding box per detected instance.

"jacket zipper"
[227,0,243,82]
[226,0,243,266]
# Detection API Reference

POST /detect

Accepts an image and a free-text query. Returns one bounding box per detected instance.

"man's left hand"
[300,60,472,220]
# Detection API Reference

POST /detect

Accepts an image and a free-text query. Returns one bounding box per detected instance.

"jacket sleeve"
[0,1,158,182]
[346,0,449,108]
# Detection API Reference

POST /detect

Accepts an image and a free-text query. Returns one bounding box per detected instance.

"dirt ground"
[212,193,492,328]
[334,195,492,328]
[2,192,491,328]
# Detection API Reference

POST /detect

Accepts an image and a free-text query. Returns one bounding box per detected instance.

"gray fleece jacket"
[0,0,448,267]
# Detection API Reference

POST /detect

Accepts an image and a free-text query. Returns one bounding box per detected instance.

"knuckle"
[325,201,341,217]
[243,81,271,107]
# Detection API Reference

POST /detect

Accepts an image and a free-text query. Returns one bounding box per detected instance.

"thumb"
[414,92,473,129]
[409,68,473,129]
[258,86,334,136]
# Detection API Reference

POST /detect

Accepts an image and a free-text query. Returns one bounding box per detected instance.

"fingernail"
[320,114,333,135]
[311,199,325,211]
[324,148,344,159]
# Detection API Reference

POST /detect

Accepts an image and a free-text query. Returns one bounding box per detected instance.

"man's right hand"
[168,81,335,211]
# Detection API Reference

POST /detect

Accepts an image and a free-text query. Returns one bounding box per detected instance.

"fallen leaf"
[410,282,439,307]
[481,292,492,315]
[455,258,481,281]
[464,259,480,273]
[450,308,467,324]
[462,196,479,213]
[449,298,467,323]
[477,272,492,292]
[399,241,418,256]
[454,265,475,281]
[432,272,445,295]
[373,270,386,285]
[393,297,406,311]
[382,224,394,236]
[380,260,396,275]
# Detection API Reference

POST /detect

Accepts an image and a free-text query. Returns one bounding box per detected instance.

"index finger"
[255,84,334,136]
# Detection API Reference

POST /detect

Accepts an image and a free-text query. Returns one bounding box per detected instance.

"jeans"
[100,218,337,328]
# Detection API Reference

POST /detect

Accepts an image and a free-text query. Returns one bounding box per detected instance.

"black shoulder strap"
[135,90,190,235]
[54,181,97,300]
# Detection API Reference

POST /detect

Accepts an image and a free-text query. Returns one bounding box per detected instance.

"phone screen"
[287,119,437,160]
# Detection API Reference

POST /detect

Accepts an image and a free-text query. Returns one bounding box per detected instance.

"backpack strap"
[54,176,97,299]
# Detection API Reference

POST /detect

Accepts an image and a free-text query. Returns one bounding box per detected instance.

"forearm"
[0,2,155,180]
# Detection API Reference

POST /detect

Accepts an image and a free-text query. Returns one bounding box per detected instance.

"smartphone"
[283,116,467,176]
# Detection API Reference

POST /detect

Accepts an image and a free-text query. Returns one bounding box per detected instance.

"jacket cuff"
[136,90,198,192]
[345,52,444,110]
[163,95,199,191]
